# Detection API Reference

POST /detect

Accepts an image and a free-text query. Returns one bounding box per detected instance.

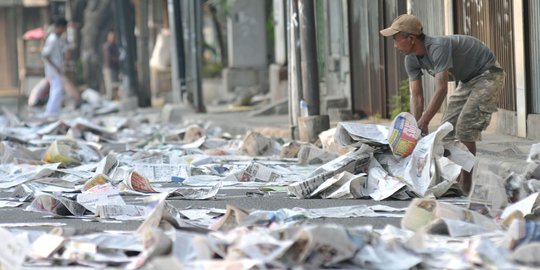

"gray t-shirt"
[405,35,496,82]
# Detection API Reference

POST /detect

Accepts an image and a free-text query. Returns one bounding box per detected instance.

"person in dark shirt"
[102,31,120,100]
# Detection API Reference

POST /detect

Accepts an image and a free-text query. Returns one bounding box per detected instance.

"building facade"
[344,0,540,139]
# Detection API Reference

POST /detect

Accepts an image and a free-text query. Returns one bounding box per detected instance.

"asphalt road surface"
[0,188,410,233]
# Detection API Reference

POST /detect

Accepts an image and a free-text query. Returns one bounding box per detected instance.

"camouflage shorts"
[441,66,506,142]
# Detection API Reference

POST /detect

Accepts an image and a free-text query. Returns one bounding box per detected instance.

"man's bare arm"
[417,70,449,132]
[409,79,424,121]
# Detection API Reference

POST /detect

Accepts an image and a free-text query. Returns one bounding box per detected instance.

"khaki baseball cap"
[380,14,423,36]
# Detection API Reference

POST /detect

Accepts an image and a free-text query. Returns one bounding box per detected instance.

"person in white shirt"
[42,18,69,116]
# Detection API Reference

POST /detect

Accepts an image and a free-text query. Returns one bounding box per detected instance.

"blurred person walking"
[102,31,120,100]
[42,18,70,116]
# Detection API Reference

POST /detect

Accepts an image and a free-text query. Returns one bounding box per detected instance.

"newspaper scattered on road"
[297,144,338,165]
[403,122,454,196]
[309,171,367,199]
[335,121,389,147]
[239,131,281,156]
[288,145,372,198]
[401,198,498,237]
[26,192,89,216]
[501,192,540,224]
[367,158,407,200]
[1,103,540,269]
[0,227,28,269]
[0,200,23,208]
[76,183,126,212]
[527,143,540,164]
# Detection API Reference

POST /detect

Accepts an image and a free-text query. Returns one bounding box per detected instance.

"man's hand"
[44,56,63,75]
[417,117,428,136]
[55,66,63,75]
[416,71,450,136]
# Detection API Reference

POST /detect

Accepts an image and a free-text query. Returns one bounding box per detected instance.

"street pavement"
[1,103,534,235]
[0,99,538,269]
[0,188,409,233]
[0,104,408,234]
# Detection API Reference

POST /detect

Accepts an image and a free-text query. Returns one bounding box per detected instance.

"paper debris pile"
[0,103,540,269]
[290,114,473,200]
[4,197,540,269]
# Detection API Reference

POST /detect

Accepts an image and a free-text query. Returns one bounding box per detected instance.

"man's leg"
[441,82,470,141]
[103,68,113,100]
[460,141,476,194]
[441,82,472,195]
[45,75,63,115]
[455,69,504,195]
[110,68,120,100]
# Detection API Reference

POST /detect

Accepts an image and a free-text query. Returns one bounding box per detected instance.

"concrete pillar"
[269,0,288,103]
[274,0,287,66]
[161,103,190,123]
[269,64,288,102]
[227,0,267,67]
[444,0,456,96]
[296,0,329,141]
[115,0,139,105]
[136,0,151,107]
[513,0,527,137]
[288,0,303,131]
[188,0,205,112]
[222,0,268,97]
[167,0,183,103]
[120,96,139,112]
[298,0,320,116]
